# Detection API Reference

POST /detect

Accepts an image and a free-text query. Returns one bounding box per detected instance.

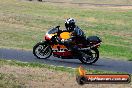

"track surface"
[0,48,132,73]
[40,0,132,7]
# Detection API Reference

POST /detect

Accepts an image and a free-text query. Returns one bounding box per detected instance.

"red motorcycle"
[33,26,102,64]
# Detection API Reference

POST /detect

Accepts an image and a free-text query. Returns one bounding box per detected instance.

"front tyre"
[79,48,99,64]
[33,42,52,59]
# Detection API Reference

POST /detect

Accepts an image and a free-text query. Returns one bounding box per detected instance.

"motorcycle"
[33,26,102,64]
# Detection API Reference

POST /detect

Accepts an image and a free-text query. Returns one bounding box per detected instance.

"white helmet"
[65,18,76,31]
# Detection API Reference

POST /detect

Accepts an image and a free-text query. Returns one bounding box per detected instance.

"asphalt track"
[41,1,132,7]
[0,48,132,73]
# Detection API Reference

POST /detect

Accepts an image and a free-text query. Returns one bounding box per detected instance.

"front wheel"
[33,42,52,59]
[79,48,99,64]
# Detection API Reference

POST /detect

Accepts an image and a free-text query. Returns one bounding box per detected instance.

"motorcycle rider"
[61,18,86,55]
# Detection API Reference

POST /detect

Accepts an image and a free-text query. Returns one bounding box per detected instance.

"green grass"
[0,0,132,60]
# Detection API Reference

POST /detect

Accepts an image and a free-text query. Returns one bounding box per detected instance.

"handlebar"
[55,26,61,36]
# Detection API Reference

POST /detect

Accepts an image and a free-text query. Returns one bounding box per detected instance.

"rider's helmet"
[65,18,76,31]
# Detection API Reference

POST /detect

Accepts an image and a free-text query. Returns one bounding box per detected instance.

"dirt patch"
[22,0,132,10]
[0,65,131,88]
[108,6,132,10]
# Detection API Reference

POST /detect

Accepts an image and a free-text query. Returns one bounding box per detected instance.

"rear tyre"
[79,48,99,64]
[33,41,52,59]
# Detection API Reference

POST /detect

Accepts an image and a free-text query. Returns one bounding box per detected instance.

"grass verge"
[0,59,132,88]
[0,59,128,74]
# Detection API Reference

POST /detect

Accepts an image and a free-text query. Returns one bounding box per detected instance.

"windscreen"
[47,28,58,34]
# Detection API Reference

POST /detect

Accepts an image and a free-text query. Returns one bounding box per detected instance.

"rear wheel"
[33,42,52,59]
[79,48,99,64]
